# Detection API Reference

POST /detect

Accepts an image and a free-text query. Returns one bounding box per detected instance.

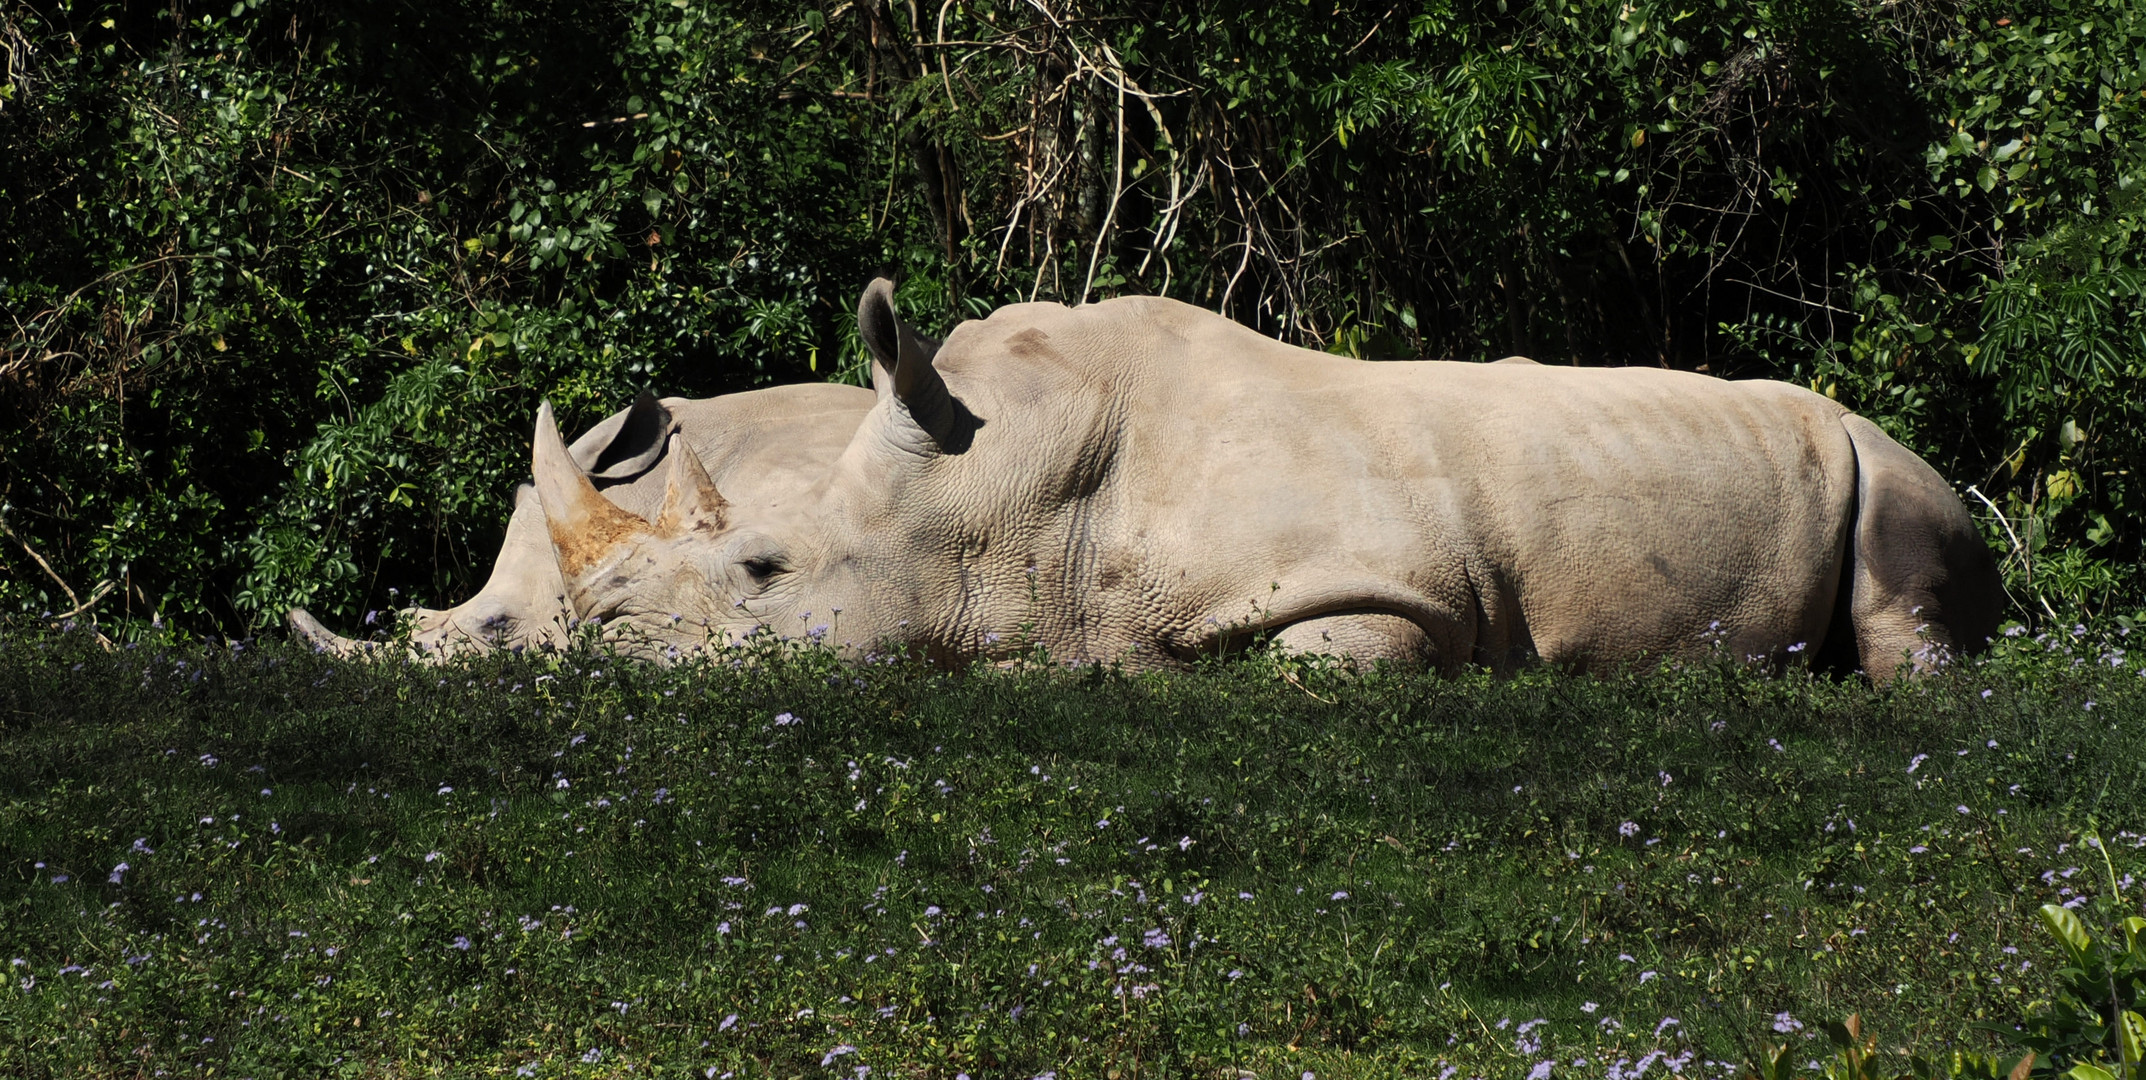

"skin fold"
[522,280,1999,680]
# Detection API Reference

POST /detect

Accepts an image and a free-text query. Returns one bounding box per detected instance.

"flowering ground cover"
[2,629,2142,1079]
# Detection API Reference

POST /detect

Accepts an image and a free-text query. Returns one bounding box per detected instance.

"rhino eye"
[741,557,785,582]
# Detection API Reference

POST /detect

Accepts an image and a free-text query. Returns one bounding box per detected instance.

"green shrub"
[2,0,2141,637]
[2005,902,2146,1080]
[1743,902,2145,1080]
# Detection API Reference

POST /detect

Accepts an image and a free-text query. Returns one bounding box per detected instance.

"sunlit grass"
[2,628,2142,1078]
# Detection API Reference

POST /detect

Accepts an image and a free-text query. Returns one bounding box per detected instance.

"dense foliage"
[1,628,2142,1076]
[2,0,2142,635]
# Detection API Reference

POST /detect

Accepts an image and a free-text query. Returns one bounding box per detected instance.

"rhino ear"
[531,400,652,575]
[570,389,677,480]
[652,432,728,537]
[858,277,905,403]
[857,277,958,447]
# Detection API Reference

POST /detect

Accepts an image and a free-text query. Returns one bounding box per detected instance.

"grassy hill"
[2,629,2142,1078]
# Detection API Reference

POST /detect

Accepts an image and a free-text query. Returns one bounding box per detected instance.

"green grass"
[2,629,2143,1079]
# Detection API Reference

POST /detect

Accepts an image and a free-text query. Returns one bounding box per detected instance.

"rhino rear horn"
[858,277,959,447]
[531,400,652,575]
[653,432,727,536]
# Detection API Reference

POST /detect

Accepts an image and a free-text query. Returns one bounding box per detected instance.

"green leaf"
[2040,903,2097,969]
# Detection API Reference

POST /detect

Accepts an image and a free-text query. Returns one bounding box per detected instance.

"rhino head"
[531,278,1088,661]
[291,384,873,659]
[288,484,570,660]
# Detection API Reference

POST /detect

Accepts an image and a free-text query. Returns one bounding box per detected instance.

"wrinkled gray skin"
[288,383,873,658]
[529,280,2002,680]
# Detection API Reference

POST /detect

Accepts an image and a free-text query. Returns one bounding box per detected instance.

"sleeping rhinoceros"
[288,382,873,658]
[521,280,2002,680]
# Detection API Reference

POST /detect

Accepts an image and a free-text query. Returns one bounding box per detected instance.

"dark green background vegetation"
[2,0,2141,635]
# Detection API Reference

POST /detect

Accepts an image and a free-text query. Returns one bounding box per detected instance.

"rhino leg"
[1837,414,2004,681]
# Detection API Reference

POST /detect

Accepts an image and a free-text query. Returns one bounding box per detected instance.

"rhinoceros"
[523,280,2002,680]
[288,382,873,657]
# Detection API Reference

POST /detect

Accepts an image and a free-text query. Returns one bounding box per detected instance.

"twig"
[1965,484,2026,565]
[874,131,903,233]
[1280,667,1336,704]
[4,254,221,372]
[936,0,959,111]
[1122,65,1183,282]
[1965,484,2051,623]
[51,579,117,621]
[1347,5,1399,54]
[1021,0,1187,102]
[1721,276,1852,316]
[1220,219,1254,314]
[993,108,1078,282]
[1079,69,1127,303]
[0,514,116,647]
[0,513,81,611]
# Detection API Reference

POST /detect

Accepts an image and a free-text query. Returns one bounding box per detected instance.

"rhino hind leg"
[1836,414,2004,681]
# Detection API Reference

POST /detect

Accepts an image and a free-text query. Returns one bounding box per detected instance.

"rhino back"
[592,383,874,518]
[919,297,1860,669]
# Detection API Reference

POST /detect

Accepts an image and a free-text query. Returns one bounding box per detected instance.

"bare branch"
[0,513,79,612]
[1079,71,1127,303]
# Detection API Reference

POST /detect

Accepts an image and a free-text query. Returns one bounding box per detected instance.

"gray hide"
[289,382,873,658]
[527,281,2002,680]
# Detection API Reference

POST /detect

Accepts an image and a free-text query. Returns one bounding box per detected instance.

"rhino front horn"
[287,608,376,657]
[530,400,652,575]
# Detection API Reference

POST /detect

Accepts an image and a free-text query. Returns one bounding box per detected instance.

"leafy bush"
[2008,902,2146,1080]
[2,0,2142,636]
[1744,901,2146,1080]
[1,1,890,630]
